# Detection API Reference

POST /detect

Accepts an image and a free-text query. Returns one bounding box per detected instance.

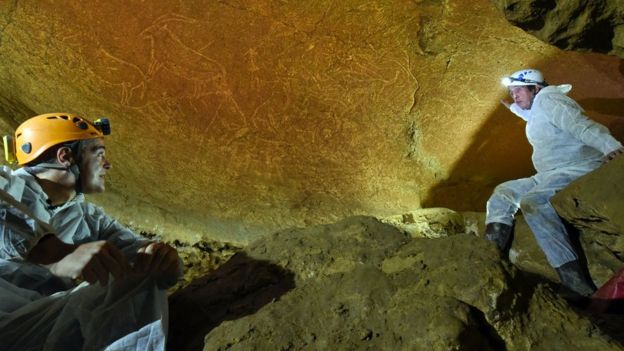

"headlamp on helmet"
[94,118,111,135]
[501,69,546,87]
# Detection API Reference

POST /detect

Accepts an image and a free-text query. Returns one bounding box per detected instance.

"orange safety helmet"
[8,113,111,165]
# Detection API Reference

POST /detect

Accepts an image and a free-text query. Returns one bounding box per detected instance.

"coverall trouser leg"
[486,167,593,268]
[0,276,168,351]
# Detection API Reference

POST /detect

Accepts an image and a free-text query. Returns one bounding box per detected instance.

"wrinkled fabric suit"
[0,167,169,350]
[486,84,622,267]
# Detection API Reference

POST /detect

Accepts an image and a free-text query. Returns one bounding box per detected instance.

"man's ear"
[56,147,74,167]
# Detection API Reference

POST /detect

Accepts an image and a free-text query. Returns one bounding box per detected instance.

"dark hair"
[26,140,82,167]
[526,83,548,92]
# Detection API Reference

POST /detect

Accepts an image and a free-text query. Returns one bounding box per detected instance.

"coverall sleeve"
[537,94,623,154]
[90,204,149,261]
[0,168,53,260]
[90,205,184,282]
[509,103,531,121]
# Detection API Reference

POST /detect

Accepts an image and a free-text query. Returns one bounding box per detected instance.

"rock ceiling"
[493,0,624,58]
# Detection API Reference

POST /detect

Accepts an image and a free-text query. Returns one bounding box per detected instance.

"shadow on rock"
[167,252,296,351]
[579,97,624,119]
[519,260,624,347]
[578,303,624,347]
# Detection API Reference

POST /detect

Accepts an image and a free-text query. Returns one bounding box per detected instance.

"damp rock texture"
[1,1,624,244]
[492,0,624,58]
[552,155,624,285]
[168,216,623,350]
[379,208,484,239]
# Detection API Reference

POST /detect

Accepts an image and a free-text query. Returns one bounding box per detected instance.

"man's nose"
[103,158,112,170]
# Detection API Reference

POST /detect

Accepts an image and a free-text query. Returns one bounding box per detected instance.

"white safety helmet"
[501,69,546,87]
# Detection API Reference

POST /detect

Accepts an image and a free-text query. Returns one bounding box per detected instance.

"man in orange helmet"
[0,113,181,350]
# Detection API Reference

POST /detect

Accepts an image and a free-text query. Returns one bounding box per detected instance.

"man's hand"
[47,240,131,286]
[134,242,181,288]
[605,147,624,163]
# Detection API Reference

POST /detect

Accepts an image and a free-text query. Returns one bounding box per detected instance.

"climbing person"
[0,113,182,350]
[485,69,624,298]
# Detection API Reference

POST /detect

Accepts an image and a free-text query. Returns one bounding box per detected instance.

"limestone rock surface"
[168,216,624,350]
[371,201,622,289]
[379,207,484,239]
[552,155,624,284]
[492,0,624,58]
[1,1,624,244]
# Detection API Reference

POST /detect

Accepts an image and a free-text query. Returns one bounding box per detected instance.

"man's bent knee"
[519,193,550,215]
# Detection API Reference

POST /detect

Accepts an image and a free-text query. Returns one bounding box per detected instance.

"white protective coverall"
[0,167,170,350]
[486,84,623,267]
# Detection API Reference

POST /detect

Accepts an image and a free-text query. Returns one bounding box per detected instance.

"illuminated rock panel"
[0,1,622,242]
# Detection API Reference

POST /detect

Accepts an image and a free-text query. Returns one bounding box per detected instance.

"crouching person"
[485,69,624,298]
[0,113,182,350]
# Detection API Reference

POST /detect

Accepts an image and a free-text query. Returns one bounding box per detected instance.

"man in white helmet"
[0,113,181,350]
[485,69,624,298]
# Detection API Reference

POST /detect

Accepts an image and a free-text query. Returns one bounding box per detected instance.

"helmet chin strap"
[69,164,82,194]
[30,162,70,170]
[29,162,83,194]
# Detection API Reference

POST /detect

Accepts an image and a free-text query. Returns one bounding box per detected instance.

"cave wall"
[0,0,623,244]
[492,0,624,58]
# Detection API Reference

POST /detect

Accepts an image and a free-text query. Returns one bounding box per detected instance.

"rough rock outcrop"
[423,156,624,288]
[379,202,623,288]
[168,155,624,349]
[169,216,624,350]
[492,0,624,58]
[552,155,624,284]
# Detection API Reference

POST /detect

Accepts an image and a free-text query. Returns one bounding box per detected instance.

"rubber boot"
[556,260,596,298]
[485,222,513,255]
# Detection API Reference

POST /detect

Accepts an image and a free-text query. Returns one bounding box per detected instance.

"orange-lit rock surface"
[0,0,623,243]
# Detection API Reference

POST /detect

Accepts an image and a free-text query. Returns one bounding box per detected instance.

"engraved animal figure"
[140,14,249,129]
[93,48,149,107]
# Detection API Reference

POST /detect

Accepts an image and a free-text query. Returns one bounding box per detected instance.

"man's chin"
[82,184,106,194]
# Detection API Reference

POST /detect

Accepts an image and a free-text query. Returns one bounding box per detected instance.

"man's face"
[79,138,111,194]
[508,86,537,110]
